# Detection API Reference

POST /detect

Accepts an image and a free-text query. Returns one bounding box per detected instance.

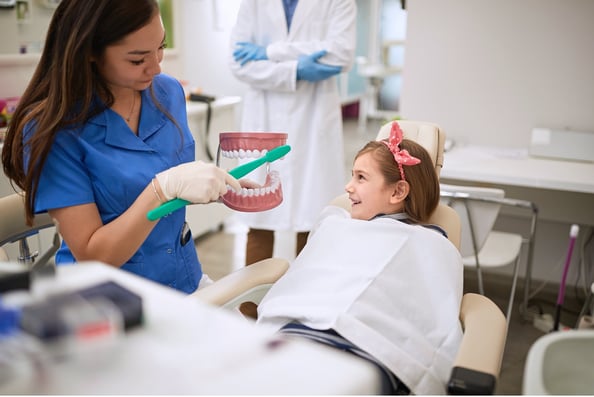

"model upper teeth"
[222,149,267,159]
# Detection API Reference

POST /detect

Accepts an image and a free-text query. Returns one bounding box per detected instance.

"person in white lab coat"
[228,1,357,316]
[256,122,464,395]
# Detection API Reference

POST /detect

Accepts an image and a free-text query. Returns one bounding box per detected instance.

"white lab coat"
[229,0,357,231]
[257,206,464,395]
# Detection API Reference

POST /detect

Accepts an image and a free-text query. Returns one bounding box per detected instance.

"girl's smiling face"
[345,152,406,220]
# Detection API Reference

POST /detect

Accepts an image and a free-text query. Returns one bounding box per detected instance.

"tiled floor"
[195,118,581,395]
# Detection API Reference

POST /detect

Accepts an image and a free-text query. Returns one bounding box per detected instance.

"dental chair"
[192,120,507,394]
[0,192,58,269]
[439,183,538,323]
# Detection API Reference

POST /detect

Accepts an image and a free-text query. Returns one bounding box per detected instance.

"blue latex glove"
[296,50,342,82]
[233,42,268,66]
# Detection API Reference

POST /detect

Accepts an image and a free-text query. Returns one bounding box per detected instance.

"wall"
[179,0,243,97]
[0,55,38,97]
[0,1,186,98]
[0,1,53,55]
[401,0,594,149]
[401,0,594,289]
[378,0,407,111]
[178,0,368,104]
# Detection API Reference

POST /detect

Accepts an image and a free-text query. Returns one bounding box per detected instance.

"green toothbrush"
[147,144,291,221]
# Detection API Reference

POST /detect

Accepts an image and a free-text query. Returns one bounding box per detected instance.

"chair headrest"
[376,120,445,177]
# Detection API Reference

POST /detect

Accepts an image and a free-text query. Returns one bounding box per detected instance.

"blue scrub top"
[28,74,202,293]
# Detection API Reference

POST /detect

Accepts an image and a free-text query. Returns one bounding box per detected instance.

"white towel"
[258,206,463,395]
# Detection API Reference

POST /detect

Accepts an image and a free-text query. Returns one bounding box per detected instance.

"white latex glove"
[156,161,241,204]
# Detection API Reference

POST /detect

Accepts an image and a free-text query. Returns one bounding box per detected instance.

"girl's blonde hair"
[355,139,440,223]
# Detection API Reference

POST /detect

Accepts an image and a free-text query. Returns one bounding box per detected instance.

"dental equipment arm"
[147,145,291,221]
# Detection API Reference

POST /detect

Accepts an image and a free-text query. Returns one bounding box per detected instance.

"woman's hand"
[156,161,241,204]
[237,178,262,190]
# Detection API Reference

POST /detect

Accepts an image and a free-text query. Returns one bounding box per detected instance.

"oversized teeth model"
[222,171,283,212]
[218,132,287,212]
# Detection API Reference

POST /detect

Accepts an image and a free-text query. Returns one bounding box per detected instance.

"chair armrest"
[448,293,507,395]
[190,257,289,309]
[0,193,54,246]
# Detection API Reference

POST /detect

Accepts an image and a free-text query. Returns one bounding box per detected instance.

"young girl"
[256,122,464,395]
[1,0,240,293]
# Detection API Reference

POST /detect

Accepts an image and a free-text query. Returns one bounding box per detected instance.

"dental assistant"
[229,0,357,269]
[1,0,240,293]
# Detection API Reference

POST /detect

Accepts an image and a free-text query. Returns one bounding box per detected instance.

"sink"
[523,330,594,394]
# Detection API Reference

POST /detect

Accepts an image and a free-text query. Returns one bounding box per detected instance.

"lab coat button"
[167,248,173,254]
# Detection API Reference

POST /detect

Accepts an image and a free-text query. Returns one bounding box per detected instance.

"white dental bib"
[257,206,464,395]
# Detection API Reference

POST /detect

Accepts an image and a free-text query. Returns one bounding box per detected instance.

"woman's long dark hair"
[2,0,160,225]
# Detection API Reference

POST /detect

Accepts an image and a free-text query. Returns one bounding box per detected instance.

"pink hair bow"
[383,121,421,181]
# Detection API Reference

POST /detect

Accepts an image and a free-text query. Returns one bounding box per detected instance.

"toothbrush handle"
[147,198,190,221]
[228,158,265,179]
